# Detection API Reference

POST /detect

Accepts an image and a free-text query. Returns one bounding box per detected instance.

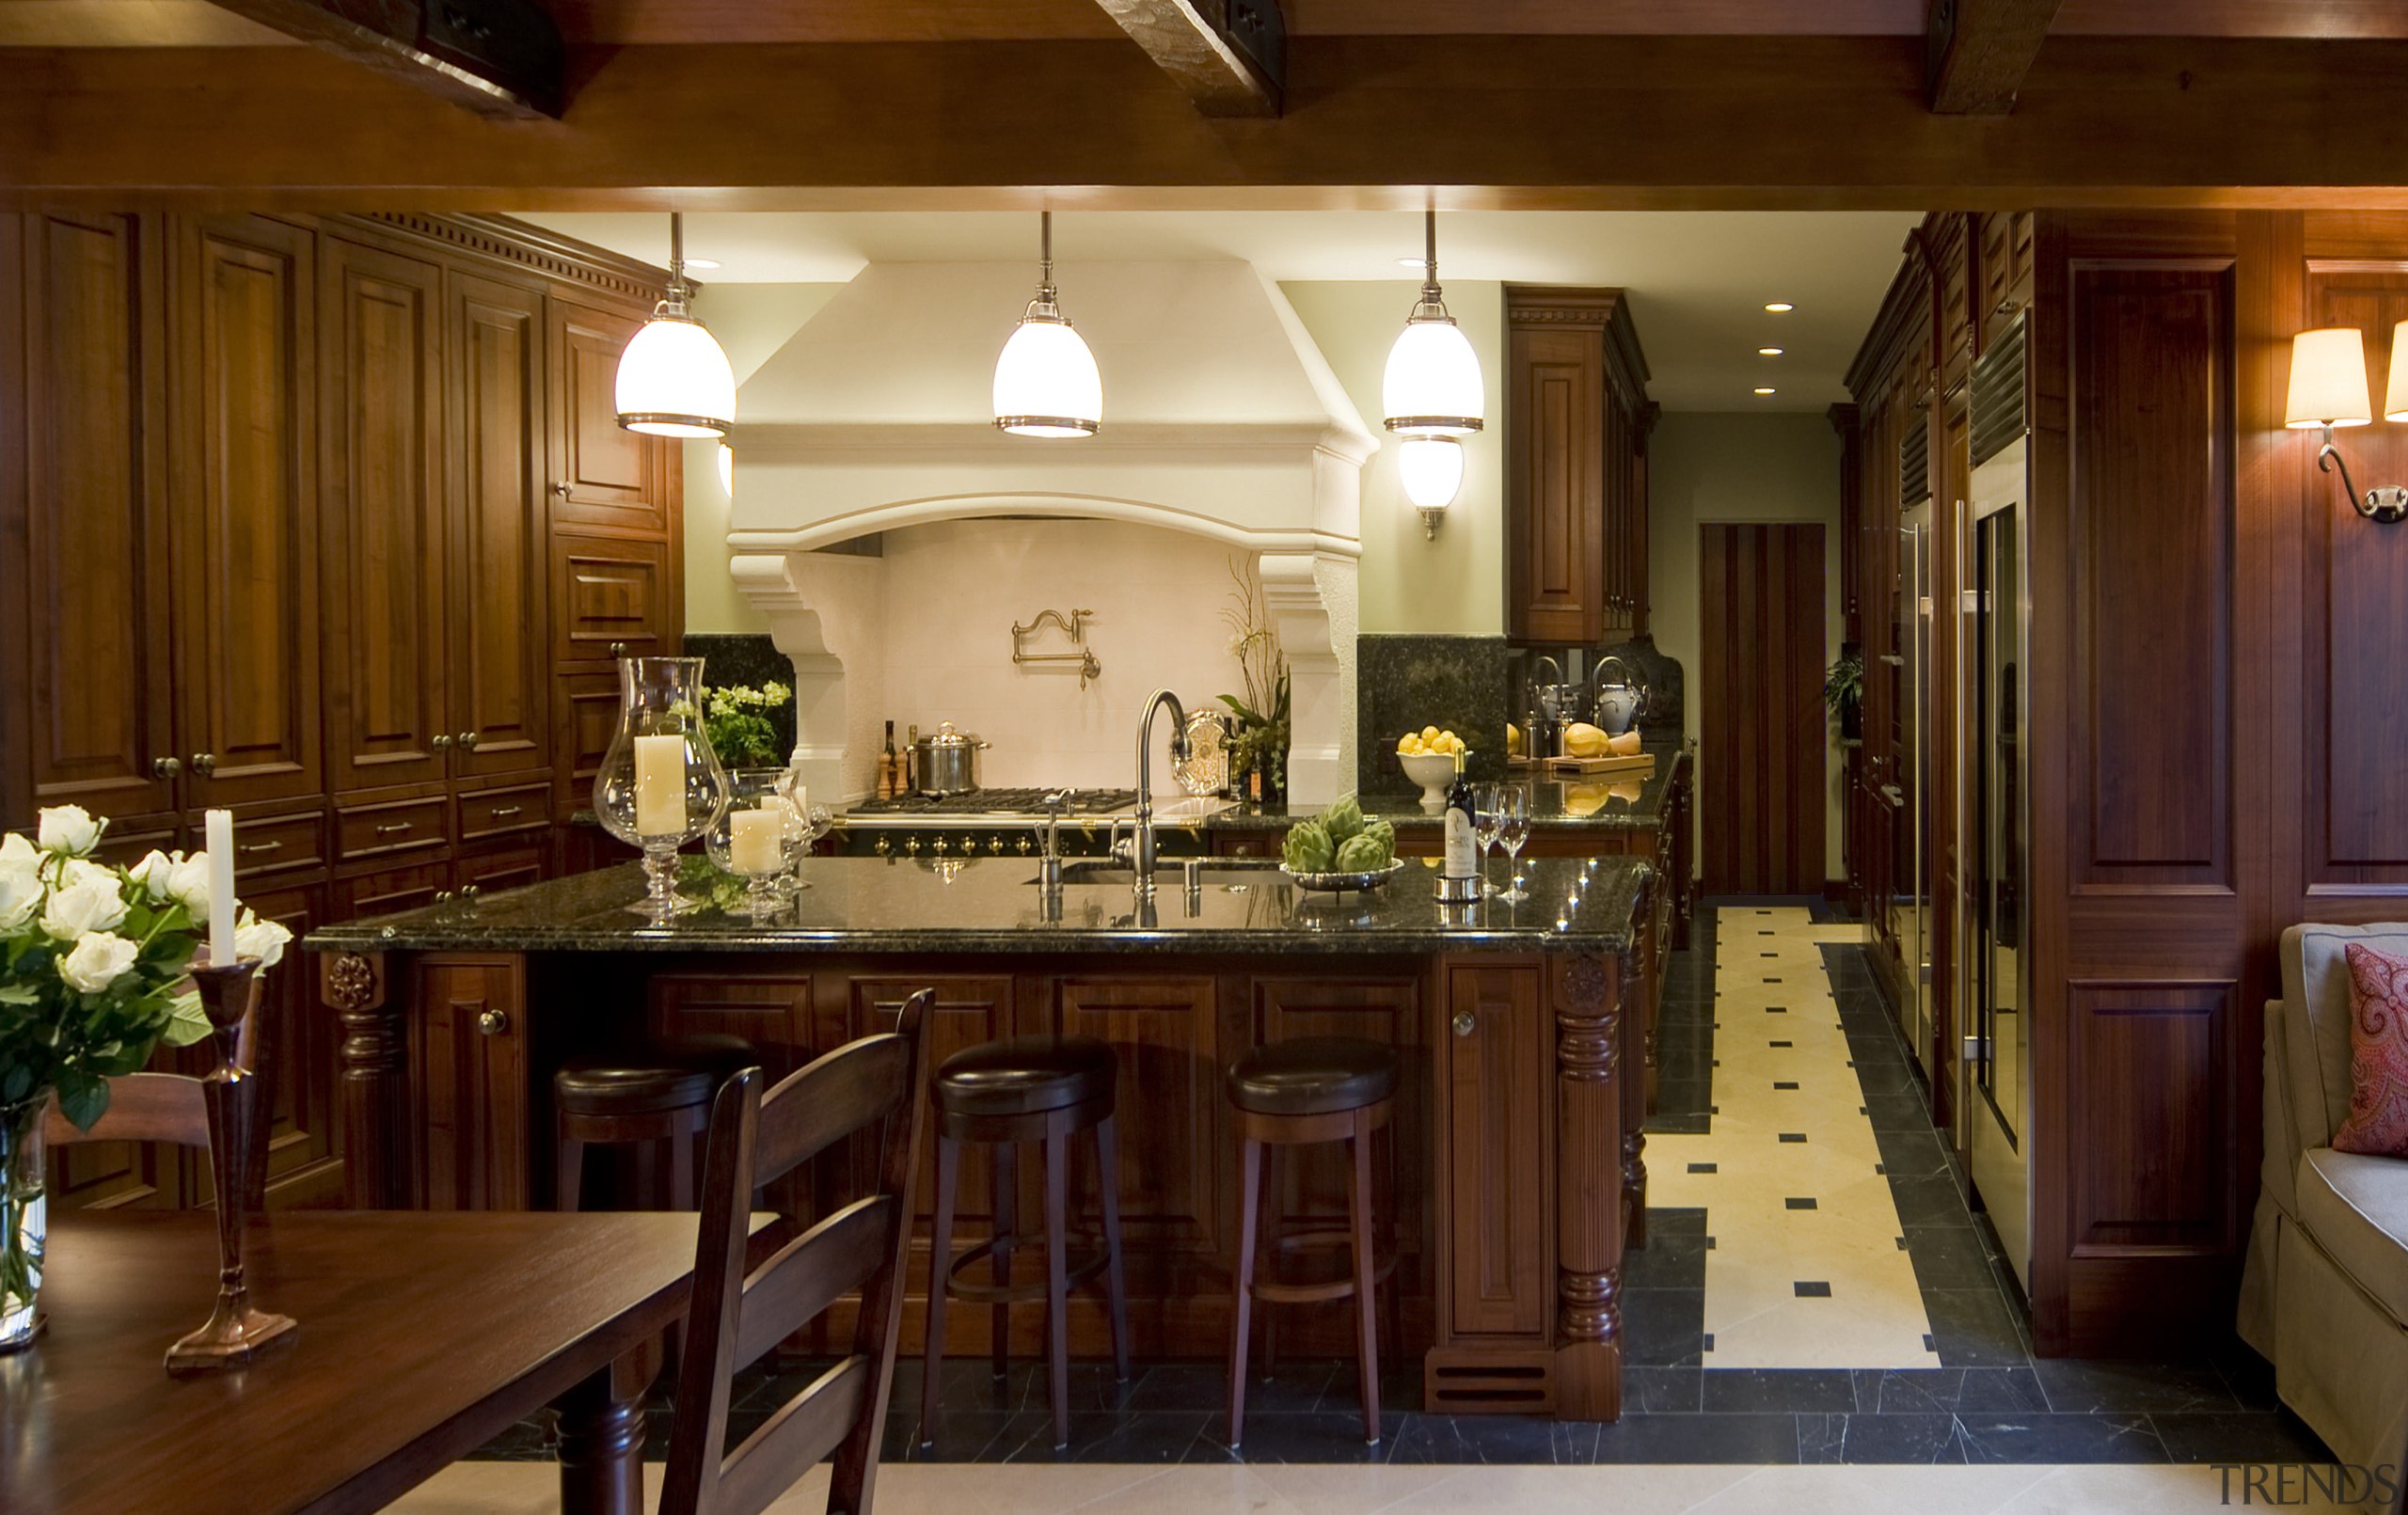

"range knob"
[873,834,891,857]
[989,835,1006,857]
[1016,836,1034,855]
[931,836,949,856]
[903,836,922,856]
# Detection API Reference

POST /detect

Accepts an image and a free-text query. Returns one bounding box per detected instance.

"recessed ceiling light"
[1753,387,1777,396]
[1764,302,1795,313]
[682,257,721,271]
[1758,346,1784,356]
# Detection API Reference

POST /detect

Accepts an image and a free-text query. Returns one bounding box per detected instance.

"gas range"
[832,787,1141,859]
[844,787,1138,822]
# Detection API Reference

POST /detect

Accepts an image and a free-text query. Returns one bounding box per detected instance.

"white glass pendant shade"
[993,314,1101,437]
[616,313,737,438]
[1399,435,1464,509]
[2286,326,2372,430]
[2384,321,2408,422]
[1383,315,1483,436]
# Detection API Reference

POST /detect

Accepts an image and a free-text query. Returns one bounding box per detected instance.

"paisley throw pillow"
[2334,941,2408,1157]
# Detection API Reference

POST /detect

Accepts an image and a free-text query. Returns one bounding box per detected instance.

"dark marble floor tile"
[1861,1093,1940,1136]
[1191,1412,1388,1464]
[2150,1410,2337,1465]
[1701,1369,1860,1414]
[883,1408,1025,1462]
[1870,1367,2049,1414]
[1798,1412,1966,1464]
[1956,1412,2167,1464]
[1646,1113,1712,1136]
[1592,1412,1802,1464]
[1623,1288,1706,1366]
[1889,1174,1977,1227]
[1643,1206,1709,1239]
[1624,1230,1709,1291]
[1874,1130,1956,1177]
[1902,1224,2012,1292]
[1923,1287,2036,1367]
[1624,1366,1704,1413]
[1381,1413,1599,1464]
[2212,1341,2285,1413]
[2034,1358,2240,1414]
[474,1415,557,1461]
[1848,1060,1924,1098]
[994,1409,1211,1463]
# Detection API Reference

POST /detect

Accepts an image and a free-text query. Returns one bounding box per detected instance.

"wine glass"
[1473,785,1505,895]
[1495,788,1531,902]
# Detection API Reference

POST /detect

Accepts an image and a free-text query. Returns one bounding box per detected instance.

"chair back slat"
[734,1194,898,1369]
[663,988,932,1515]
[752,1033,915,1184]
[712,1355,871,1515]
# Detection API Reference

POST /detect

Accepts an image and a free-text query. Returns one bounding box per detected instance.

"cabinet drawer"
[553,534,673,667]
[456,844,545,896]
[228,810,326,880]
[458,782,549,844]
[335,794,449,863]
[333,860,448,920]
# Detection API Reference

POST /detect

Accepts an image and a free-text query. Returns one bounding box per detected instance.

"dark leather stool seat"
[1227,1037,1399,1117]
[933,1035,1117,1117]
[553,1034,756,1211]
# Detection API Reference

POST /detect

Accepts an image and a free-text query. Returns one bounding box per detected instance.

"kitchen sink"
[1042,858,1284,888]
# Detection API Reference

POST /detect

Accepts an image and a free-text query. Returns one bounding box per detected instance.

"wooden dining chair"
[40,979,268,1210]
[661,988,932,1515]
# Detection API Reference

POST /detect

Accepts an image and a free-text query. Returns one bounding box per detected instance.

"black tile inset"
[1794,1281,1833,1298]
[1687,1161,1718,1173]
[1778,1132,1807,1144]
[1773,1081,1800,1090]
[1785,1196,1818,1209]
[1770,1039,1793,1048]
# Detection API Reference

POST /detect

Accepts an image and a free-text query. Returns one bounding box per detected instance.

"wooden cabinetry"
[1437,962,1550,1340]
[0,211,678,1214]
[413,956,531,1212]
[1504,287,1653,645]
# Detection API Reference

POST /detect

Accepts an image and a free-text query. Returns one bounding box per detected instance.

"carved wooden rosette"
[324,952,407,1208]
[1551,951,1624,1420]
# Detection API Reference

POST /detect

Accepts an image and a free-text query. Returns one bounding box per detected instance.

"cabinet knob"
[456,731,480,750]
[553,481,573,497]
[476,1008,509,1036]
[189,752,217,777]
[151,756,182,779]
[432,734,453,750]
[436,890,454,904]
[463,883,482,900]
[608,641,628,659]
[1451,1010,1477,1038]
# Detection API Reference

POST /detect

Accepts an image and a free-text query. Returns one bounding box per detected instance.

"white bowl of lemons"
[1396,726,1469,808]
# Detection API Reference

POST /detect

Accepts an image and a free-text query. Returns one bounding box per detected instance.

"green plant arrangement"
[0,805,292,1347]
[700,681,793,770]
[1823,648,1865,741]
[1216,560,1291,800]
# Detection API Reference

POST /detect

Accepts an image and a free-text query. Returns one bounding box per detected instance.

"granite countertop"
[305,855,1648,956]
[1215,740,1690,832]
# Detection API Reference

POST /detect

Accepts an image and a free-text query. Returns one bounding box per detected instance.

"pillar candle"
[204,809,236,965]
[729,808,784,876]
[633,734,687,837]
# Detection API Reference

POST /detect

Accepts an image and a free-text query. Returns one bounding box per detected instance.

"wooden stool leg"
[990,1140,1016,1381]
[1093,1113,1133,1382]
[1228,1136,1263,1449]
[667,1116,697,1211]
[1042,1113,1072,1450]
[1259,1144,1278,1378]
[1347,1119,1381,1445]
[1381,1122,1403,1367]
[920,1133,961,1447]
[555,1133,585,1213]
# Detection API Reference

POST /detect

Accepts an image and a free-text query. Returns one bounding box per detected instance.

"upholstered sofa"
[2239,924,2408,1511]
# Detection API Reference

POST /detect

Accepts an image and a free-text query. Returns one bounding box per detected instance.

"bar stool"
[920,1035,1131,1452]
[1225,1036,1399,1448]
[553,1034,757,1211]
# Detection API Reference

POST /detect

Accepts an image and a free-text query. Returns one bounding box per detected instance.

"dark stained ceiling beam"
[1092,0,1284,118]
[199,0,565,118]
[1927,0,2065,114]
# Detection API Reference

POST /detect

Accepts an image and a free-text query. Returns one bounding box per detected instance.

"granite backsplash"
[1355,635,1511,797]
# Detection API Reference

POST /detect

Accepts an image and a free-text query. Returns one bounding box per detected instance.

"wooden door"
[169,214,321,808]
[320,234,447,795]
[414,956,529,1210]
[547,299,664,535]
[448,272,551,780]
[1440,962,1549,1339]
[1507,319,1603,644]
[1700,522,1828,894]
[16,212,179,824]
[1049,976,1220,1267]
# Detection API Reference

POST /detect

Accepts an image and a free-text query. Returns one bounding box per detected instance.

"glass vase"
[0,1097,47,1352]
[593,656,728,921]
[705,768,790,919]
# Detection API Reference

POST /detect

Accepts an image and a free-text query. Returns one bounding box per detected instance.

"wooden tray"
[1544,751,1656,778]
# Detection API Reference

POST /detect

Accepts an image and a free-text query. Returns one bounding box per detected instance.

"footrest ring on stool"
[943,1237,1110,1305]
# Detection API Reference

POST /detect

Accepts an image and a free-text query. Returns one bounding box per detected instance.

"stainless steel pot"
[912,721,989,797]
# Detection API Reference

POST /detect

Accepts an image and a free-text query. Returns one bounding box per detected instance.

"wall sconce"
[2286,324,2408,523]
[1399,435,1463,538]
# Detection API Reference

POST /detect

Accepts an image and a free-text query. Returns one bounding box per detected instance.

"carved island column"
[323,950,412,1208]
[1552,950,1626,1421]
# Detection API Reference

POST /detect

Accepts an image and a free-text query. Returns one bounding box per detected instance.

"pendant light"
[993,211,1102,438]
[615,212,736,438]
[1383,210,1483,436]
[1399,435,1465,538]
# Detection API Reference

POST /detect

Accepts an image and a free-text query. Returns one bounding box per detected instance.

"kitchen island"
[309,854,1657,1421]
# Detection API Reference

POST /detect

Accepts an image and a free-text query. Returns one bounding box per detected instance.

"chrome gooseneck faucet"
[1113,688,1192,891]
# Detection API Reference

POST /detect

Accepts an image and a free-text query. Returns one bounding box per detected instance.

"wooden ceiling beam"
[1927,0,2064,114]
[198,0,565,118]
[1092,0,1283,117]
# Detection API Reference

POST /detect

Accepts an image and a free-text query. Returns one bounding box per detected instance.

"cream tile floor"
[1646,907,1942,1370]
[389,1458,2362,1514]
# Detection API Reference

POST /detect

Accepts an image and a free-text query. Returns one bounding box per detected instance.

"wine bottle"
[880,720,898,799]
[905,724,920,792]
[1443,749,1478,880]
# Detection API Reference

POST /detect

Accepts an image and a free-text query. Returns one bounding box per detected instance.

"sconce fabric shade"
[1399,435,1465,509]
[993,315,1102,437]
[2384,321,2408,422]
[1383,318,1484,436]
[2286,326,2373,429]
[615,313,737,438]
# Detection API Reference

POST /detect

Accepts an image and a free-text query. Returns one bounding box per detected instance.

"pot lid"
[920,720,979,748]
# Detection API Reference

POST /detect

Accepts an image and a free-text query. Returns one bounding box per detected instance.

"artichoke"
[1335,832,1388,873]
[1322,794,1364,844]
[1360,817,1396,862]
[1283,818,1335,873]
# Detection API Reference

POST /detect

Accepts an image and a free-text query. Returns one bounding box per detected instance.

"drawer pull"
[237,841,283,857]
[488,805,524,818]
[1451,1010,1477,1038]
[373,822,414,837]
[476,1008,509,1036]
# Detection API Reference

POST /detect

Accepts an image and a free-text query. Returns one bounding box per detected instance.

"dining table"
[0,1209,712,1515]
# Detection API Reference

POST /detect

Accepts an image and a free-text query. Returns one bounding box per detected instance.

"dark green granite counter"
[305,855,1647,956]
[1212,740,1689,834]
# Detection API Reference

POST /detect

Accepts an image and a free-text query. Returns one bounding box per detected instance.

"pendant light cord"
[1414,208,1450,322]
[1036,210,1059,311]
[661,212,692,316]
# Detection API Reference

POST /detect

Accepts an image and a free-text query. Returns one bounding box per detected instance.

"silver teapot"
[1591,655,1648,736]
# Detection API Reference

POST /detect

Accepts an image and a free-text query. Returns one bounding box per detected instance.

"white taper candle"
[204,809,236,965]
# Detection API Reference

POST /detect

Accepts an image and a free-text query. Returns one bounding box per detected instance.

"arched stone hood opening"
[727,261,1378,804]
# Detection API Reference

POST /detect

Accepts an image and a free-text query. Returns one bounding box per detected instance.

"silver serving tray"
[1278,858,1408,893]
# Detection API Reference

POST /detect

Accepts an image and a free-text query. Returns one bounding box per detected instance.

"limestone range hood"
[727,260,1379,805]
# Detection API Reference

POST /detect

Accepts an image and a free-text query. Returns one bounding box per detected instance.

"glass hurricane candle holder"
[594,656,728,920]
[706,768,790,920]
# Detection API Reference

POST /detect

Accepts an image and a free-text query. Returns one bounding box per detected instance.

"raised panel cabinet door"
[552,666,622,817]
[551,532,673,667]
[20,212,179,822]
[1245,974,1424,1271]
[547,299,666,534]
[413,955,530,1211]
[320,235,447,795]
[850,975,1015,1242]
[1508,321,1604,644]
[1441,963,1550,1340]
[449,272,551,780]
[1050,976,1220,1258]
[168,214,322,807]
